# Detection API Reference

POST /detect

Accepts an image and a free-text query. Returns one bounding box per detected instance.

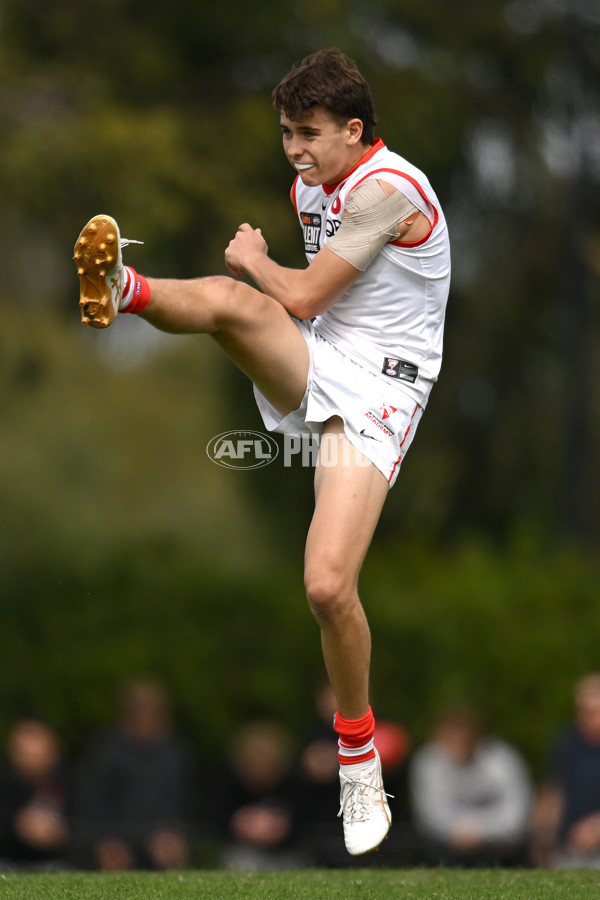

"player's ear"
[346,118,364,146]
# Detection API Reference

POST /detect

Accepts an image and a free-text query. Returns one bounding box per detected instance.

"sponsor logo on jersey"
[300,211,322,254]
[381,357,419,383]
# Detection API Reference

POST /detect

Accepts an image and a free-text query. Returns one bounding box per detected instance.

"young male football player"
[73,48,451,856]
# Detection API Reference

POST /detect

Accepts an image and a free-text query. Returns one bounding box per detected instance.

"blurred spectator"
[75,679,193,870]
[292,681,344,866]
[292,681,412,867]
[532,673,600,868]
[409,705,532,867]
[0,718,71,870]
[214,719,303,870]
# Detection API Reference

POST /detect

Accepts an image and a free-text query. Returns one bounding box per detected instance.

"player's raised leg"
[74,214,310,417]
[303,417,392,854]
[142,274,310,417]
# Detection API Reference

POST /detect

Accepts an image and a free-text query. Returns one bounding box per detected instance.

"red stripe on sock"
[120,268,151,315]
[334,707,376,765]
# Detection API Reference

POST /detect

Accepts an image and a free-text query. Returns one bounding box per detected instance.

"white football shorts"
[253,319,427,488]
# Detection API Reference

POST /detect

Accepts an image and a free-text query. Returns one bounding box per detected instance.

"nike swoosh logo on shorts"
[360,429,381,442]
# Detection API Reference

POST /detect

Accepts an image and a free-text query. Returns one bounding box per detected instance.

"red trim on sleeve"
[350,167,439,247]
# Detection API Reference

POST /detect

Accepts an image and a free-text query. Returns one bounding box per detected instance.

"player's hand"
[225,224,268,278]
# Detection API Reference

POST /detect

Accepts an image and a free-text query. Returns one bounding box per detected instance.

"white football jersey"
[292,139,451,405]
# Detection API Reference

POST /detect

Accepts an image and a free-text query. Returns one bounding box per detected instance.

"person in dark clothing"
[291,682,344,867]
[0,719,71,869]
[214,719,304,870]
[533,673,600,868]
[76,679,193,870]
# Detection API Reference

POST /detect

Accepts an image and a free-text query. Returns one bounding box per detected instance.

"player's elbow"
[285,290,331,320]
[288,301,316,321]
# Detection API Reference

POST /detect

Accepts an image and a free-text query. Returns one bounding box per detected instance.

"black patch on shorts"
[382,357,418,383]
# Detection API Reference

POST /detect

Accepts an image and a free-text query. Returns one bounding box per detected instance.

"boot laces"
[338,774,394,824]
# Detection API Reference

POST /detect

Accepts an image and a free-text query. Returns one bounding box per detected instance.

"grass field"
[1,869,600,899]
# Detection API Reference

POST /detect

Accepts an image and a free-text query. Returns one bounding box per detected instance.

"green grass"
[2,869,600,899]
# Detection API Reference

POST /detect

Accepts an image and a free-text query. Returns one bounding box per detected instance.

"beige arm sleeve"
[327,180,419,271]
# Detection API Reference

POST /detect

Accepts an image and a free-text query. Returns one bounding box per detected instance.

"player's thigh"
[305,418,389,591]
[212,283,310,418]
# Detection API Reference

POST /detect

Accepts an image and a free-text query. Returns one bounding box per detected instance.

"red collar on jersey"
[321,138,385,196]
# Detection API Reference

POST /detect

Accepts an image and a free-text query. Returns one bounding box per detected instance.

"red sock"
[334,706,376,766]
[120,266,151,315]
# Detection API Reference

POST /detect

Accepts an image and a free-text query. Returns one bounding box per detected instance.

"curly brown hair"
[272,48,376,146]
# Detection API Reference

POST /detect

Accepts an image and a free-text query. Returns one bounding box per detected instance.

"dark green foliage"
[0,1,599,766]
[1,313,599,773]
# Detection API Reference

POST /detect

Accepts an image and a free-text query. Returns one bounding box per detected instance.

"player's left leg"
[303,417,392,855]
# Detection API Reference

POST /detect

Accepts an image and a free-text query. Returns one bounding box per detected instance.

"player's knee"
[210,277,267,330]
[304,566,350,622]
[197,275,236,322]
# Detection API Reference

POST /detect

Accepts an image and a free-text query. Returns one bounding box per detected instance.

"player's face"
[280,108,364,187]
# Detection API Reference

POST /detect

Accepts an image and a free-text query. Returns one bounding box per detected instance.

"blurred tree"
[1,0,600,757]
[1,0,599,539]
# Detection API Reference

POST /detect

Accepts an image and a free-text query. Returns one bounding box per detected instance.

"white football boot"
[338,750,392,855]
